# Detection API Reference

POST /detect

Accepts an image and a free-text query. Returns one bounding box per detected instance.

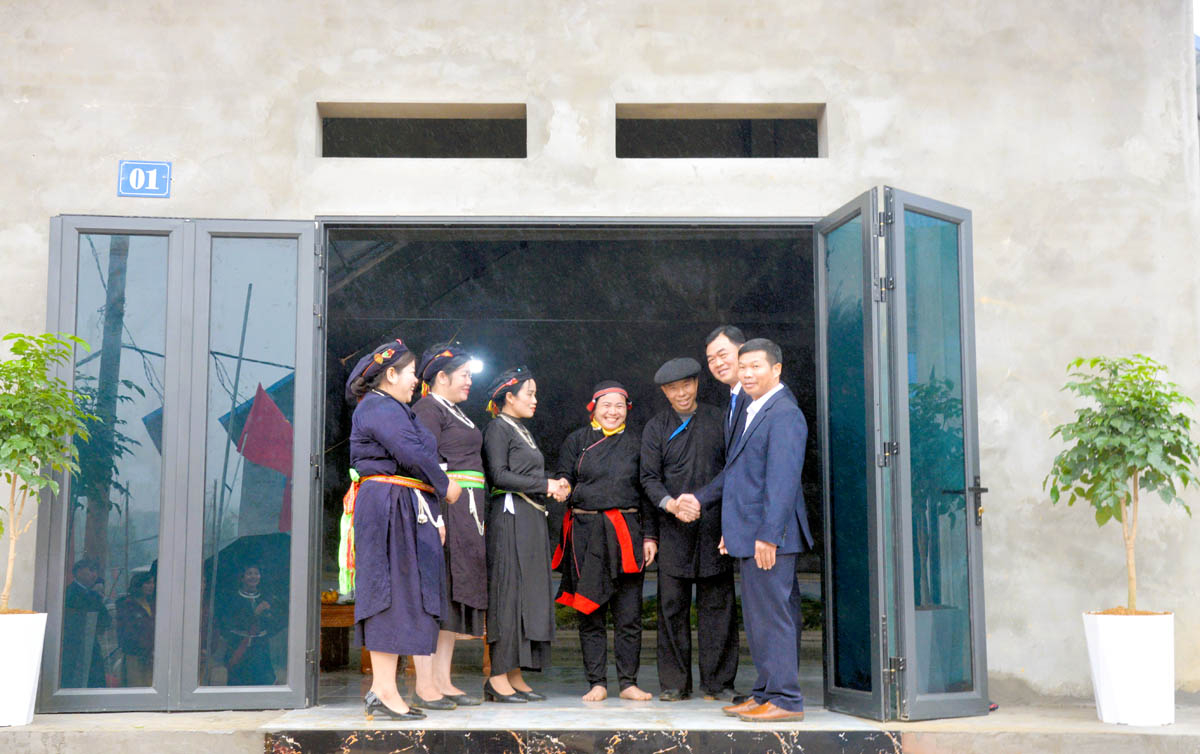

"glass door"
[815,191,891,720]
[38,217,319,712]
[179,220,319,710]
[883,188,988,720]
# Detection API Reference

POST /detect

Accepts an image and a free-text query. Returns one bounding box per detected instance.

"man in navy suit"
[703,325,750,451]
[715,338,813,722]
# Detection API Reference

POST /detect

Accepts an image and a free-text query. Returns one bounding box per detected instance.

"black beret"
[654,357,701,385]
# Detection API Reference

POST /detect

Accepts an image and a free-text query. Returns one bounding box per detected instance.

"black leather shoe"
[730,693,751,705]
[483,678,527,703]
[364,691,426,721]
[444,692,482,706]
[704,687,740,702]
[513,688,546,702]
[411,694,457,711]
[659,688,690,702]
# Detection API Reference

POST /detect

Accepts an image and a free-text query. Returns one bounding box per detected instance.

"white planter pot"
[1082,611,1174,726]
[0,612,47,726]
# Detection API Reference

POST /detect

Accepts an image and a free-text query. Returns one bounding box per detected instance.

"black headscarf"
[485,365,533,417]
[417,342,472,396]
[344,339,410,404]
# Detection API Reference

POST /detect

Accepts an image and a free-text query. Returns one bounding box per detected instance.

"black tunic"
[482,415,555,674]
[412,395,488,634]
[640,403,731,579]
[555,427,652,612]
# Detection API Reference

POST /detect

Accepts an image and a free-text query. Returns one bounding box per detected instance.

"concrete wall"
[1,0,1197,701]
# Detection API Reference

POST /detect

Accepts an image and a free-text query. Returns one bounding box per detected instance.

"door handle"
[940,478,988,525]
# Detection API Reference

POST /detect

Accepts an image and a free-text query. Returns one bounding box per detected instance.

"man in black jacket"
[640,357,739,702]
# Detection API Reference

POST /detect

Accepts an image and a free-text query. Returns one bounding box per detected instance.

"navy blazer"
[719,385,814,559]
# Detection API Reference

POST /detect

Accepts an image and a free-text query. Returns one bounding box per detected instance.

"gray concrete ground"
[4,631,1197,753]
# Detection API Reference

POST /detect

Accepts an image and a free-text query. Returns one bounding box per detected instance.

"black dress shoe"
[659,688,690,702]
[411,694,457,711]
[730,693,751,705]
[703,687,740,702]
[483,678,527,703]
[513,688,546,702]
[444,692,482,706]
[364,691,426,721]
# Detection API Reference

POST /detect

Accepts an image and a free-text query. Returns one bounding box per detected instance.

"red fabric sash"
[605,509,640,574]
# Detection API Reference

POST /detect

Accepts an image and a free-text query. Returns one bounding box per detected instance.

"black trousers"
[578,572,644,689]
[656,569,738,695]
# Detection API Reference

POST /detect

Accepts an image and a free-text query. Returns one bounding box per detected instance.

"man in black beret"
[640,357,740,702]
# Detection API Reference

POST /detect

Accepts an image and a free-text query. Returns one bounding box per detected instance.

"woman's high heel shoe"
[483,677,527,703]
[513,688,546,702]
[364,691,426,721]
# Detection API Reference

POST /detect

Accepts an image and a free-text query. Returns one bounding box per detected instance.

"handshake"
[666,493,702,523]
[547,477,572,502]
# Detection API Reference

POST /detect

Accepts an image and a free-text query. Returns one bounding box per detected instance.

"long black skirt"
[486,493,554,675]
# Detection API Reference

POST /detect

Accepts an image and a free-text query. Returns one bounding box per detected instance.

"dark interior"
[321,224,821,582]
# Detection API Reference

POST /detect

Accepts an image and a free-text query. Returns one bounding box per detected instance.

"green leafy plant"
[1044,355,1198,610]
[0,333,95,612]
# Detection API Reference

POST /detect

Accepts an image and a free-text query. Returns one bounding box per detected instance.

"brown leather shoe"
[722,697,761,717]
[737,701,805,722]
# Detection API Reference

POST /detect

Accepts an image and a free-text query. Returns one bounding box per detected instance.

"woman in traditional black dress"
[346,339,463,720]
[218,564,283,685]
[555,381,657,702]
[481,367,570,703]
[412,343,486,706]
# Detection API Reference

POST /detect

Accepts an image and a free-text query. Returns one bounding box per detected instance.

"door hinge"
[871,276,895,302]
[305,648,317,668]
[876,209,894,237]
[876,441,899,467]
[310,453,321,480]
[314,305,323,331]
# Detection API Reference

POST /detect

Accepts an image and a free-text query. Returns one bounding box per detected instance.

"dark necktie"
[728,391,738,431]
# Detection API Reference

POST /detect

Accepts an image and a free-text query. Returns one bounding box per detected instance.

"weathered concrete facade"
[1,0,1197,702]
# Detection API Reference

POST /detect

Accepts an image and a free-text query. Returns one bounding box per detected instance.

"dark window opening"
[617,118,819,158]
[319,103,526,158]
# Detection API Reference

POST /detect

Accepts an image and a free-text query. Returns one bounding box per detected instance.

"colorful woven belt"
[447,470,486,489]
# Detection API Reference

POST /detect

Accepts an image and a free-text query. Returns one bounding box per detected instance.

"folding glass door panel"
[40,217,187,711]
[39,217,317,712]
[179,220,318,710]
[884,188,988,720]
[815,191,890,721]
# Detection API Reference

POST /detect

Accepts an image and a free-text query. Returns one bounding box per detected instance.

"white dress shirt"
[742,383,785,435]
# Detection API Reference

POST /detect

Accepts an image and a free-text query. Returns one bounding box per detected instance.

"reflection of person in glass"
[219,564,282,685]
[116,571,156,687]
[481,367,565,703]
[61,558,111,688]
[412,344,485,707]
[555,381,656,702]
[346,339,462,721]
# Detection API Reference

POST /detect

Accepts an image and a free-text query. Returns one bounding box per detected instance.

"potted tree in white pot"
[0,332,93,726]
[1044,354,1197,726]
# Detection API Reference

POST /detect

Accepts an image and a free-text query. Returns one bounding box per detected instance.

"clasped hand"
[547,477,571,502]
[670,493,702,523]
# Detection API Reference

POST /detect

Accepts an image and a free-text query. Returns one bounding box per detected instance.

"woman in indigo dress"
[480,366,570,703]
[412,343,486,706]
[347,339,462,720]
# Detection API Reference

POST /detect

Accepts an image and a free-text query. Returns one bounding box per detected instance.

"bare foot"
[508,670,533,694]
[619,685,653,701]
[582,685,608,701]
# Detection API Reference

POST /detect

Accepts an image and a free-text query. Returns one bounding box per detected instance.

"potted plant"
[1044,355,1197,726]
[0,332,94,726]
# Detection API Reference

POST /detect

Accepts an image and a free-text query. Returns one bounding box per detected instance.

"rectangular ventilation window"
[616,103,824,158]
[319,103,526,158]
